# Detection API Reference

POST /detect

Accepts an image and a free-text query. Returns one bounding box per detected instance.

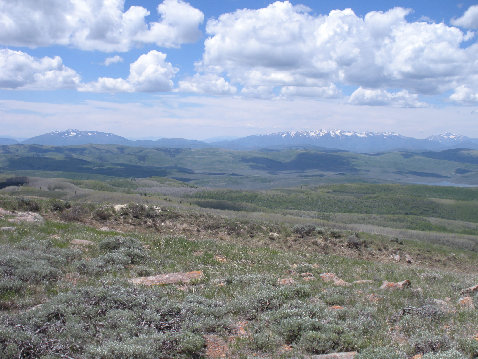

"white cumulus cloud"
[135,0,204,48]
[279,84,340,98]
[449,85,478,104]
[451,5,478,29]
[349,87,426,107]
[177,74,237,95]
[0,0,204,52]
[80,50,177,93]
[195,1,477,100]
[103,55,123,66]
[0,49,80,90]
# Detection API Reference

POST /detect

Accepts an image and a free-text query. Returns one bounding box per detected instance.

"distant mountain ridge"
[23,130,130,146]
[21,129,208,149]
[5,129,478,152]
[216,130,478,152]
[0,138,18,145]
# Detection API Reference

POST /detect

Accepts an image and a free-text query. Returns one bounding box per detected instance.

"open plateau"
[0,128,477,358]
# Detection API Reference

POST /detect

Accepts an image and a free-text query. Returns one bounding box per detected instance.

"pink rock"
[205,334,228,358]
[458,296,475,309]
[320,273,351,287]
[380,280,411,290]
[461,284,478,295]
[278,277,295,285]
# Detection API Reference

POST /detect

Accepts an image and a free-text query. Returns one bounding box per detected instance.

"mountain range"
[5,129,478,153]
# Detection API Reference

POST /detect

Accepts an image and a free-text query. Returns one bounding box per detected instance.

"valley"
[0,147,477,357]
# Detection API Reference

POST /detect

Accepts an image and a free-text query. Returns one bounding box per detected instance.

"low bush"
[93,206,115,221]
[411,332,451,355]
[120,204,159,219]
[48,199,71,212]
[16,197,41,212]
[298,329,357,354]
[292,224,318,237]
[60,204,91,222]
[0,285,233,358]
[422,350,468,359]
[76,236,148,276]
[0,239,77,292]
[356,347,407,359]
[458,337,478,358]
[0,239,79,310]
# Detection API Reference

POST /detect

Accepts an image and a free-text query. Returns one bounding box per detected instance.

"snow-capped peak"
[427,133,467,142]
[274,129,402,139]
[48,129,116,138]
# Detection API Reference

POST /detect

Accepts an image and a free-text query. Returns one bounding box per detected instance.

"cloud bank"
[0,49,80,90]
[451,5,478,29]
[186,1,478,104]
[80,51,178,93]
[1,1,478,105]
[0,0,204,51]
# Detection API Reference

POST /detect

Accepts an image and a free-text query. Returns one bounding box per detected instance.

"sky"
[1,0,478,140]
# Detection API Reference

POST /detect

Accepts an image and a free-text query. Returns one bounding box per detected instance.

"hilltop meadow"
[0,144,477,358]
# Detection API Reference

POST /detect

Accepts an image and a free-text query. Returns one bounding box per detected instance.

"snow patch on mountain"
[274,129,403,139]
[426,133,468,142]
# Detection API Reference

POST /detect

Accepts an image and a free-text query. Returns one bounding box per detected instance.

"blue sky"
[1,0,478,139]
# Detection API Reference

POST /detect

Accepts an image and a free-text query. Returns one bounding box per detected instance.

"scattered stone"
[458,296,475,309]
[391,254,401,262]
[129,271,203,286]
[461,284,478,295]
[205,334,228,358]
[213,279,226,287]
[113,204,127,212]
[233,321,248,337]
[309,352,357,359]
[301,272,315,281]
[0,208,13,216]
[8,211,44,224]
[0,226,15,231]
[70,239,95,247]
[302,274,316,282]
[98,226,111,232]
[320,273,351,287]
[380,280,411,290]
[268,232,280,240]
[405,254,414,264]
[214,255,227,263]
[367,293,381,303]
[412,354,423,359]
[279,344,293,354]
[278,277,295,285]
